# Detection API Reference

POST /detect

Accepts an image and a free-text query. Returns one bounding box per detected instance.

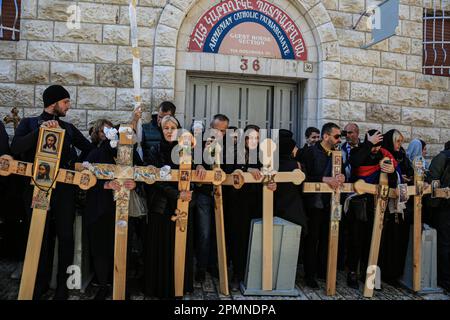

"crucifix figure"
[302,151,355,296]
[223,138,305,291]
[0,126,96,300]
[3,107,21,130]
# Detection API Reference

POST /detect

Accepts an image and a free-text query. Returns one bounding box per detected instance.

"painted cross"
[77,129,226,299]
[206,141,229,295]
[352,157,398,298]
[0,126,97,300]
[302,151,355,296]
[404,157,432,292]
[170,132,228,297]
[222,138,305,291]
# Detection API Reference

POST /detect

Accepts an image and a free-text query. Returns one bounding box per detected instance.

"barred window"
[0,0,21,41]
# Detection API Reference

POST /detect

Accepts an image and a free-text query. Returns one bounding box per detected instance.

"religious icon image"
[65,171,75,184]
[181,171,190,181]
[0,158,10,171]
[80,173,90,187]
[431,180,440,198]
[416,181,424,196]
[41,131,59,155]
[31,189,49,210]
[16,162,27,175]
[34,160,56,187]
[214,170,222,181]
[398,183,408,203]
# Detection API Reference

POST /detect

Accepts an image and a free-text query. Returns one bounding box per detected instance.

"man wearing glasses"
[341,123,361,181]
[301,123,345,288]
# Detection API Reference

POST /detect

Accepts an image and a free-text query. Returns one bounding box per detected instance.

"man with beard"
[11,85,93,299]
[302,123,345,288]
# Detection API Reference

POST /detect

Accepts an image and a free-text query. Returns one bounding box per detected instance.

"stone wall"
[1,0,449,155]
[328,0,449,155]
[0,0,165,135]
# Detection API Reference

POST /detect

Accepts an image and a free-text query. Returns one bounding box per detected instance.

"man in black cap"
[11,85,93,299]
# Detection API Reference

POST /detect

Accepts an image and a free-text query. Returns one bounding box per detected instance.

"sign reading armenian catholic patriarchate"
[189,0,307,61]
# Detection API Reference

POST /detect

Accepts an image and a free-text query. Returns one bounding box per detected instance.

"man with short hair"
[295,127,320,165]
[141,101,176,164]
[302,123,345,288]
[194,114,230,281]
[11,85,93,299]
[341,123,361,180]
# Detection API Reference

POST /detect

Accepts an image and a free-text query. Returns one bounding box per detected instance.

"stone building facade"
[0,0,449,155]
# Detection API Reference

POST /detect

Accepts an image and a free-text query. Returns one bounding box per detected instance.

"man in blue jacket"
[141,101,176,164]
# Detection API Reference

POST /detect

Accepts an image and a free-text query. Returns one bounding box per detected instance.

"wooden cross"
[208,141,229,296]
[76,124,139,300]
[222,138,305,291]
[302,151,355,296]
[403,157,432,292]
[0,126,97,300]
[352,158,398,298]
[3,107,21,130]
[77,130,226,298]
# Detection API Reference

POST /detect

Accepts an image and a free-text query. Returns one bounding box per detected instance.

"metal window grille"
[423,1,450,76]
[0,0,21,41]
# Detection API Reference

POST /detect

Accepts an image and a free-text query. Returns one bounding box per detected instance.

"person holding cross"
[301,122,345,288]
[10,85,93,300]
[346,129,396,289]
[143,115,195,298]
[227,124,277,291]
[84,119,142,300]
[427,141,450,292]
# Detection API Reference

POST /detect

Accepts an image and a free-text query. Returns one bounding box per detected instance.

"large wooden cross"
[222,138,305,291]
[402,157,432,292]
[352,158,398,298]
[302,151,355,296]
[207,141,229,296]
[78,130,226,298]
[0,126,97,300]
[171,132,227,297]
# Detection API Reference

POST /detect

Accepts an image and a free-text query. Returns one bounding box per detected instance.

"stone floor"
[1,259,449,300]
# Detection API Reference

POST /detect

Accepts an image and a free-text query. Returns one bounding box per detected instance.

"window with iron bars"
[0,0,21,41]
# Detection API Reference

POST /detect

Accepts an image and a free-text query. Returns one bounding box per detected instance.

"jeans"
[194,192,215,270]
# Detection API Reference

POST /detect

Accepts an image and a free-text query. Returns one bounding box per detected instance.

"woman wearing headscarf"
[407,138,428,169]
[378,129,413,285]
[144,115,194,298]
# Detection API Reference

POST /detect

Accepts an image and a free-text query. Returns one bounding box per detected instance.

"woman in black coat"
[228,125,277,290]
[85,119,139,299]
[144,115,194,298]
[378,129,413,284]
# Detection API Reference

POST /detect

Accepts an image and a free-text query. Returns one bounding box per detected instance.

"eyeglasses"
[333,134,342,139]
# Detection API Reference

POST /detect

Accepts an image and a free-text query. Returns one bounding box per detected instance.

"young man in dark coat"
[301,123,344,288]
[428,141,450,292]
[10,85,93,299]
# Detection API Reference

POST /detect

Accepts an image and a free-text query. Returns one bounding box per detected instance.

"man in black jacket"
[428,141,450,292]
[11,85,93,300]
[302,123,344,288]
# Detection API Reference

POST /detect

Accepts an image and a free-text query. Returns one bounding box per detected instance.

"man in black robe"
[11,85,93,299]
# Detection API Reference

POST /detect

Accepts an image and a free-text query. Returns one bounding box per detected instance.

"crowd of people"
[0,85,449,300]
